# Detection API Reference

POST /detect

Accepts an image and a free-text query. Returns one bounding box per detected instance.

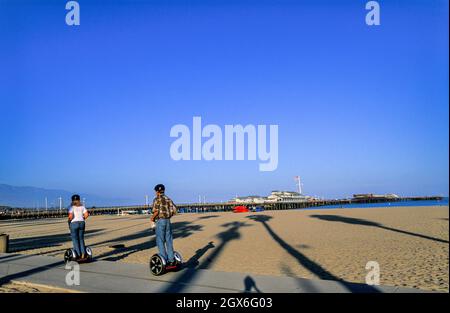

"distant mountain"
[0,184,132,208]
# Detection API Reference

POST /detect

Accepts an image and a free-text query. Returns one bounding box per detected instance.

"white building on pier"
[232,191,316,204]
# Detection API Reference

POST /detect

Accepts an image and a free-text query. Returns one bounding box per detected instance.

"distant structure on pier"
[232,175,317,204]
[232,191,317,204]
[352,193,399,201]
[0,205,11,218]
[294,176,302,195]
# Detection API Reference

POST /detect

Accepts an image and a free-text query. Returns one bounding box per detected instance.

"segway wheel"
[64,249,75,264]
[85,246,93,261]
[174,251,183,265]
[150,254,165,276]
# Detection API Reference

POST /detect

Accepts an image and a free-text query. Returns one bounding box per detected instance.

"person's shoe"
[167,260,176,267]
[78,254,87,262]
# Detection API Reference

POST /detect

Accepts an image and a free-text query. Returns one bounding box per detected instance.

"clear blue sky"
[1,0,448,203]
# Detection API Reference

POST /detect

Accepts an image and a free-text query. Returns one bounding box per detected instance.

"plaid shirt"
[152,194,177,219]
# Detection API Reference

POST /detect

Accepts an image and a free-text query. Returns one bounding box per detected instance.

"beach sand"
[0,281,73,293]
[1,205,448,292]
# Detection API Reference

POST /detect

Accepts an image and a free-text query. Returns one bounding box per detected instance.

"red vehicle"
[233,205,249,213]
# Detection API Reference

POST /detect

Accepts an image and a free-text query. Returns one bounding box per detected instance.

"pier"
[0,196,444,220]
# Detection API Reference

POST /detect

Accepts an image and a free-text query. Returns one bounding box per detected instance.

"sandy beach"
[1,205,448,292]
[0,281,73,293]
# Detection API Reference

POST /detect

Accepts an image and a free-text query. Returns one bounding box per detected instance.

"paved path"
[0,253,425,293]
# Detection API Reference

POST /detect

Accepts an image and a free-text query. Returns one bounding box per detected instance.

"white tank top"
[69,206,87,223]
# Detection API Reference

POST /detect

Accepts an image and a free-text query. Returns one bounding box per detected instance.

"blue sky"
[0,0,448,204]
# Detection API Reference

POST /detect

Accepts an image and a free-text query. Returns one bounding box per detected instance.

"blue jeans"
[70,221,86,257]
[156,218,174,263]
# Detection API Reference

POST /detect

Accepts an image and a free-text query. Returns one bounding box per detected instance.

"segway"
[64,246,93,264]
[149,251,183,276]
[65,220,93,264]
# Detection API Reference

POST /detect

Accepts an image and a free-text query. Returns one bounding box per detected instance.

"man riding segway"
[150,184,181,274]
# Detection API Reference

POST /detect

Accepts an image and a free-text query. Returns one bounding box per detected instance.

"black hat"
[154,184,165,192]
[71,194,81,201]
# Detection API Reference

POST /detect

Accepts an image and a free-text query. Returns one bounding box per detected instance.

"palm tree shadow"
[184,241,215,268]
[310,214,449,244]
[161,221,251,293]
[247,215,380,293]
[197,215,220,220]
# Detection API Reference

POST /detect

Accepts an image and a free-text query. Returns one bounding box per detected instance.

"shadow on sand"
[9,229,106,253]
[93,221,203,262]
[160,221,251,293]
[197,215,220,220]
[247,214,381,293]
[310,214,448,244]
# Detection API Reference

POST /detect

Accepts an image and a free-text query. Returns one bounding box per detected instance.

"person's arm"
[150,199,158,222]
[170,200,178,217]
[68,206,74,222]
[83,207,89,220]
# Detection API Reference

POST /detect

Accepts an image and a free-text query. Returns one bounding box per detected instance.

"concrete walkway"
[0,253,425,293]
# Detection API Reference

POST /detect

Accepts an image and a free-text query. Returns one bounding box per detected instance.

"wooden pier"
[0,196,444,220]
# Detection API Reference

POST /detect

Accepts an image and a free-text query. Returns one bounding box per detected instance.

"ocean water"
[305,198,449,210]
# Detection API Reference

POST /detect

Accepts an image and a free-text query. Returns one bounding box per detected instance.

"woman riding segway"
[66,194,90,262]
